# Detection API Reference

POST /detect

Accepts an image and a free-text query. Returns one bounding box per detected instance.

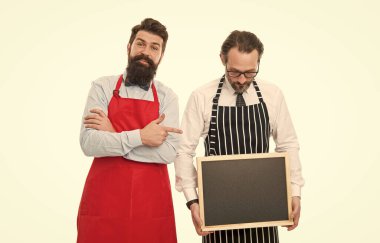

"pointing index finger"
[162,126,183,134]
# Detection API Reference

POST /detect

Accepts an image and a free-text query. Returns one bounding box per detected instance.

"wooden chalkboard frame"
[197,152,293,232]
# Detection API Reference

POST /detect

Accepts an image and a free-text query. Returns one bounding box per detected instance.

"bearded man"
[77,18,181,243]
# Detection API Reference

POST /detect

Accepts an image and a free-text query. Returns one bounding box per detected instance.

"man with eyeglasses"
[175,30,304,243]
[77,18,180,243]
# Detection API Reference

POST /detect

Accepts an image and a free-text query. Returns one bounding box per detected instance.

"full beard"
[126,54,158,87]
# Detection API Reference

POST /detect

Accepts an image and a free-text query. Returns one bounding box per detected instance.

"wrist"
[139,129,147,145]
[127,129,143,147]
[186,199,199,210]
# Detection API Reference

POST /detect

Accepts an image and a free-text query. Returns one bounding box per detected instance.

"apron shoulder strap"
[252,80,264,103]
[151,82,159,103]
[113,75,124,97]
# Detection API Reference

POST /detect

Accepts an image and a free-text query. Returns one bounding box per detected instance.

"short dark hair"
[129,18,169,53]
[220,30,264,62]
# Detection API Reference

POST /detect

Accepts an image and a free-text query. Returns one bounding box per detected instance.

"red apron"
[77,75,177,243]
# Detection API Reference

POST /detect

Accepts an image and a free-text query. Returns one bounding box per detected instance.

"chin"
[233,86,245,93]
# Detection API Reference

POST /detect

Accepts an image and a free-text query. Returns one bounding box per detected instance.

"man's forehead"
[227,48,259,69]
[135,30,163,46]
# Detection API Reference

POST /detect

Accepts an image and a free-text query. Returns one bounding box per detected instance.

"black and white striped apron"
[203,76,279,243]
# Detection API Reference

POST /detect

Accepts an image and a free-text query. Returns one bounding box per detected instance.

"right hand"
[190,203,212,236]
[83,108,116,132]
[140,114,182,147]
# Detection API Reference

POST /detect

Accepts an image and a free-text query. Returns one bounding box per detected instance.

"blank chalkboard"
[197,152,293,231]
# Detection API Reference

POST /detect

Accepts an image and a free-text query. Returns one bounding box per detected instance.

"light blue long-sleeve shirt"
[80,72,179,164]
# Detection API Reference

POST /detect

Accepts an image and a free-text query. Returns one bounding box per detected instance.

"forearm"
[125,139,178,164]
[287,149,304,197]
[175,153,199,200]
[80,128,141,157]
[275,143,304,197]
[174,91,205,201]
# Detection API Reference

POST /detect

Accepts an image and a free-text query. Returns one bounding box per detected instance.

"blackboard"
[197,152,293,231]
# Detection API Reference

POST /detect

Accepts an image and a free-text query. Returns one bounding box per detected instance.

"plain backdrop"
[1,0,379,242]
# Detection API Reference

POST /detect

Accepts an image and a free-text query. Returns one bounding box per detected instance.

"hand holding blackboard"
[189,203,214,236]
[197,152,294,231]
[286,196,300,231]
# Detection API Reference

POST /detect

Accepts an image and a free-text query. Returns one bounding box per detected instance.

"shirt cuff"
[291,184,301,198]
[183,188,198,202]
[125,129,143,148]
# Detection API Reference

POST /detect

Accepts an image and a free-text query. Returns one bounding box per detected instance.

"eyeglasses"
[226,65,260,79]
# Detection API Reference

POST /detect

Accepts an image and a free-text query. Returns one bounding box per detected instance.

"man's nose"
[237,74,247,84]
[141,47,151,58]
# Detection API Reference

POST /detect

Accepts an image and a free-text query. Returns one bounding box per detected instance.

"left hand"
[84,108,116,132]
[286,196,301,231]
[190,203,213,236]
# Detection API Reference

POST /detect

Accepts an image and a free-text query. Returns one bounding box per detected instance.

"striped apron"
[203,76,279,243]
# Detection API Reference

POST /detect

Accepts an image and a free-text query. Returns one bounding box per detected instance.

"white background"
[1,0,379,242]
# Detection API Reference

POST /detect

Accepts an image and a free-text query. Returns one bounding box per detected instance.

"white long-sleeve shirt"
[80,72,180,164]
[175,78,304,201]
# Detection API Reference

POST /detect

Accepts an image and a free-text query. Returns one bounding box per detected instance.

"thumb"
[154,114,165,124]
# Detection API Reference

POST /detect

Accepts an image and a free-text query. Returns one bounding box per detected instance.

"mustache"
[131,54,155,67]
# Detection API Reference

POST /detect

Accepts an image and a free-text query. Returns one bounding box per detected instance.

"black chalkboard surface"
[197,152,293,231]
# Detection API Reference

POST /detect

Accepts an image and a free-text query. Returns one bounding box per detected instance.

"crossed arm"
[81,108,182,163]
[79,81,182,163]
[84,108,182,147]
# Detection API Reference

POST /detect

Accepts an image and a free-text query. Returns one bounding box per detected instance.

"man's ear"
[127,43,131,54]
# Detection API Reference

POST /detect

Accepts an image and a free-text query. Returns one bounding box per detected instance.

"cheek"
[129,48,138,57]
[153,54,162,65]
[228,79,237,86]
